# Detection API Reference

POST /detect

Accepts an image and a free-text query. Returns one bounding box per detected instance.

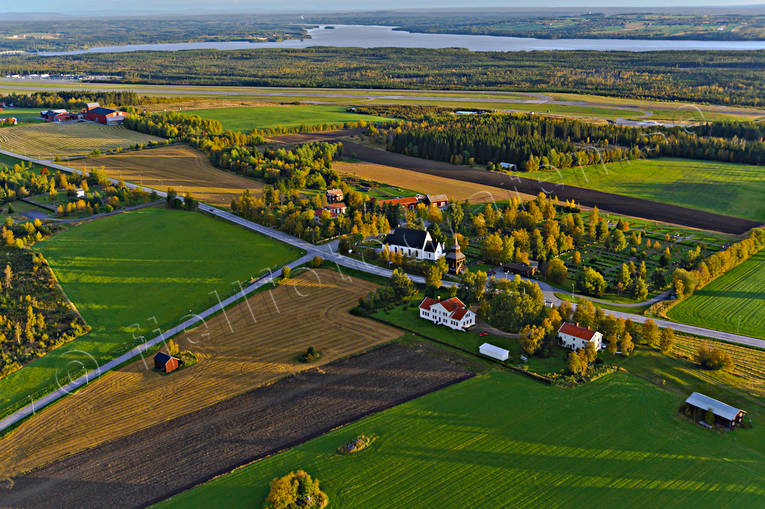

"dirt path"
[0,343,472,509]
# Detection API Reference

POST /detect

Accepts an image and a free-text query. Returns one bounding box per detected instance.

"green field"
[668,250,765,340]
[0,207,301,418]
[0,107,44,124]
[525,158,765,222]
[185,105,391,131]
[157,370,765,509]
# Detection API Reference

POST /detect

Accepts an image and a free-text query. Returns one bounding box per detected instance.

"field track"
[272,131,760,234]
[0,343,471,509]
[67,144,262,207]
[0,270,401,480]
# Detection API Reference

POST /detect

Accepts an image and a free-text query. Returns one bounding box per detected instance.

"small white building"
[479,343,509,361]
[557,322,603,351]
[75,188,86,198]
[383,227,444,261]
[418,296,476,331]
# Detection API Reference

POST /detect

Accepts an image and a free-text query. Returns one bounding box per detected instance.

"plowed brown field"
[0,269,401,480]
[67,145,262,207]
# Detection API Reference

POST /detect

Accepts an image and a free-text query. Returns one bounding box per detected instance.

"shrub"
[337,434,376,455]
[299,346,320,363]
[310,256,323,268]
[179,350,198,368]
[264,470,328,509]
[282,266,292,279]
[695,344,734,371]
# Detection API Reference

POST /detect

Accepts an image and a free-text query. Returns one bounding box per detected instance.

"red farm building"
[84,106,128,125]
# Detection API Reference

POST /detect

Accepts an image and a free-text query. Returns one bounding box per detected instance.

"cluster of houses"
[40,102,128,125]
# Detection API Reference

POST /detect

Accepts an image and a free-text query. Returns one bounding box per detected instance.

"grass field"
[0,269,401,478]
[0,108,44,124]
[185,105,391,131]
[0,207,301,419]
[525,158,765,222]
[668,251,765,340]
[67,145,262,207]
[334,161,535,204]
[157,370,765,509]
[0,122,164,159]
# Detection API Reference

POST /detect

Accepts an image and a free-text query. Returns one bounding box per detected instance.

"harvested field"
[0,269,402,481]
[0,122,163,159]
[334,161,533,204]
[0,343,471,509]
[67,145,262,207]
[338,141,761,234]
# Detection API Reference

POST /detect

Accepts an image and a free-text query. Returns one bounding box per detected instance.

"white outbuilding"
[479,343,509,361]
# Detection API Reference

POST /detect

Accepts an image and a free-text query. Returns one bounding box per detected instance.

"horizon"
[5,3,765,17]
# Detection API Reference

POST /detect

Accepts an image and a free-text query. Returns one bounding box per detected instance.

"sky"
[5,1,765,15]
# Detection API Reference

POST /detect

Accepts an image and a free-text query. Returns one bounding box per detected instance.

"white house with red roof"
[557,322,603,351]
[419,296,476,331]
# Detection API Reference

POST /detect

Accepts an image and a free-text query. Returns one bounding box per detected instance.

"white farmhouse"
[383,227,444,261]
[557,322,603,351]
[418,296,476,331]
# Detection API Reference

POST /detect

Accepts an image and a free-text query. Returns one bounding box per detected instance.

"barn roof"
[685,392,744,421]
[558,322,598,341]
[426,194,448,204]
[87,107,120,116]
[153,351,172,365]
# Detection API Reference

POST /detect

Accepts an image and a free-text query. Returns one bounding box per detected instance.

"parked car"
[479,331,488,337]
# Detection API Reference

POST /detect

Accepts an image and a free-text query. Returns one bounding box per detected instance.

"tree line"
[3,47,765,106]
[1,91,175,110]
[377,112,765,170]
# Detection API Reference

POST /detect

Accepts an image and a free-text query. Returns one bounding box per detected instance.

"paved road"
[0,148,762,434]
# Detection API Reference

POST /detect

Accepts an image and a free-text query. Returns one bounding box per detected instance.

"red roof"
[326,202,346,210]
[419,297,469,319]
[558,322,597,340]
[377,196,419,208]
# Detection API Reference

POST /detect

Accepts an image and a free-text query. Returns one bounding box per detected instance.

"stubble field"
[67,144,262,207]
[0,122,164,159]
[0,269,402,480]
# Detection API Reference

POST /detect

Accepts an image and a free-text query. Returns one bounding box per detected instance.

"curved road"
[0,148,762,435]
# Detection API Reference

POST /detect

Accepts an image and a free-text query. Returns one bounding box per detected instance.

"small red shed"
[154,351,180,373]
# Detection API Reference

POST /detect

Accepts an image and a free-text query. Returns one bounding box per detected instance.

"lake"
[38,24,765,56]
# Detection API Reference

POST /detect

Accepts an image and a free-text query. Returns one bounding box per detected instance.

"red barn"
[153,351,180,373]
[85,106,127,125]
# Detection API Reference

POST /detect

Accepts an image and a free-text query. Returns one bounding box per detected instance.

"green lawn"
[373,303,568,376]
[668,251,765,340]
[0,207,301,418]
[184,105,391,131]
[525,158,765,222]
[157,370,765,509]
[0,107,44,124]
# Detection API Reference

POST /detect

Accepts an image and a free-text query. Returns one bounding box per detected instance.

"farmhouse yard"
[0,207,300,420]
[158,371,765,509]
[67,144,263,207]
[0,122,164,159]
[0,269,403,480]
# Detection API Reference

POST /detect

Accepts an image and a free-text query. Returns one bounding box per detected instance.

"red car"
[479,331,488,337]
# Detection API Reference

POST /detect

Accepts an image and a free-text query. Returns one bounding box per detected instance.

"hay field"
[334,161,534,204]
[67,145,262,206]
[0,269,401,479]
[0,122,164,159]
